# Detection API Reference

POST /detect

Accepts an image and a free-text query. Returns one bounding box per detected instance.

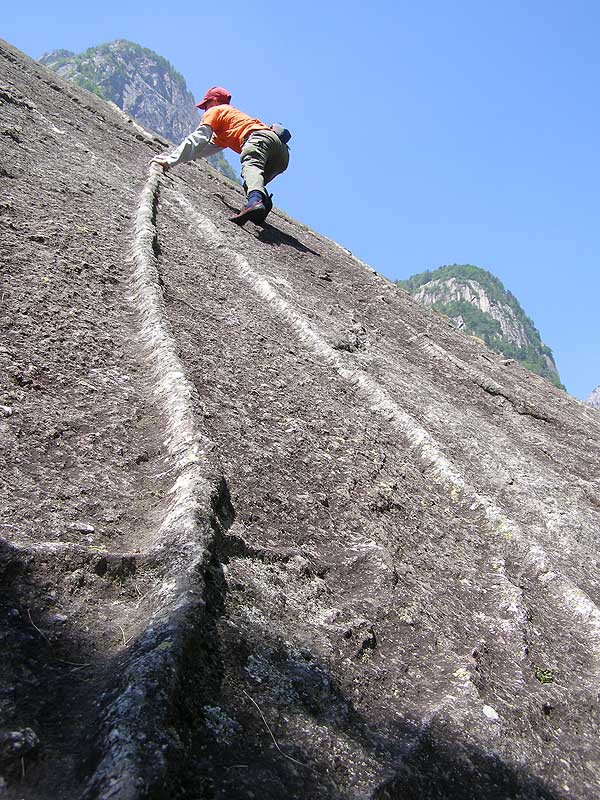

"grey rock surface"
[2,38,600,800]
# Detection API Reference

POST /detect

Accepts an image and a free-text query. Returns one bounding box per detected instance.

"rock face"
[399,265,562,387]
[586,386,600,408]
[39,40,239,182]
[2,39,600,800]
[415,276,530,346]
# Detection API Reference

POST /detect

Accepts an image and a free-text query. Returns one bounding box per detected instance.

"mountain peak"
[586,386,600,408]
[38,39,238,182]
[39,48,75,64]
[399,263,562,387]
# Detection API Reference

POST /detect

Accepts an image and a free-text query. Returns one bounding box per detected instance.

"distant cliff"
[586,386,600,408]
[398,264,563,387]
[39,40,239,182]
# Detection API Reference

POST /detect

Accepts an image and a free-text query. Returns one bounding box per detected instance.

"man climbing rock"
[151,86,290,225]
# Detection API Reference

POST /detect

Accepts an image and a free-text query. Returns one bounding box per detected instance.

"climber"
[150,86,290,226]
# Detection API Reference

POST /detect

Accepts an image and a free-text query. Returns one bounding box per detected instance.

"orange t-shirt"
[201,104,269,154]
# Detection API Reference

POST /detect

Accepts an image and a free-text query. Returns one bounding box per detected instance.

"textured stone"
[0,729,39,763]
[2,36,600,800]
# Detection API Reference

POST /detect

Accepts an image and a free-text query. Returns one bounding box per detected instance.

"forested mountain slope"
[399,265,562,387]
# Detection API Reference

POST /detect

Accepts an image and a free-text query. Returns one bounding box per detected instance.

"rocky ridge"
[2,38,600,800]
[39,40,239,182]
[399,265,562,387]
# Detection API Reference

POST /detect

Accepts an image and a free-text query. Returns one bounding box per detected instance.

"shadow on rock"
[0,538,105,796]
[213,193,320,256]
[373,732,563,800]
[181,583,564,800]
[0,510,565,800]
[256,222,321,256]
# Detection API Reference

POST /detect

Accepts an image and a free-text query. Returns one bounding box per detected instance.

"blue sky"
[4,0,599,399]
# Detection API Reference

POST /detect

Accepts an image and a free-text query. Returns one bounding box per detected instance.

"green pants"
[240,129,289,195]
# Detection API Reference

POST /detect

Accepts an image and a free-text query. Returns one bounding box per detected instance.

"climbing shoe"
[230,191,266,226]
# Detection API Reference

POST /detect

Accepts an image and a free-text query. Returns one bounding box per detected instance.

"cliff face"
[39,40,239,182]
[3,39,600,800]
[586,386,600,408]
[400,265,562,387]
[414,276,531,347]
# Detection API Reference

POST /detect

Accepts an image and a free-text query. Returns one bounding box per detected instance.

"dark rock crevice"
[480,381,554,423]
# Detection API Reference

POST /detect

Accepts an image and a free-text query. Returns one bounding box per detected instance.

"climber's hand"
[150,156,170,171]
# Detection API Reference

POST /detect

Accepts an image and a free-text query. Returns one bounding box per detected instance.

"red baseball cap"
[196,86,232,109]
